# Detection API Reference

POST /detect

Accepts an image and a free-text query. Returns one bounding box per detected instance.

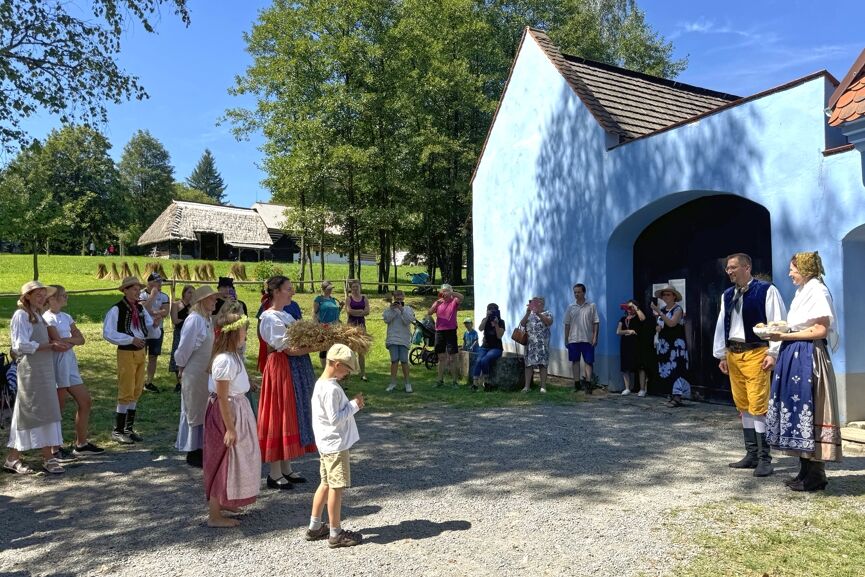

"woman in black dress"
[616,299,649,396]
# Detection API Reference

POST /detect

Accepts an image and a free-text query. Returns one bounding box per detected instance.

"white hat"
[326,343,359,373]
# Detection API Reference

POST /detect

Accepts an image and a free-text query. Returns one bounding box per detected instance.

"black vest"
[115,298,145,351]
[723,279,771,344]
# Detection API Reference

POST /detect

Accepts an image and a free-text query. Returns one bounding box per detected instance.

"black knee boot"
[729,428,758,469]
[790,460,828,492]
[753,432,774,477]
[784,458,810,486]
[124,409,143,442]
[112,413,134,444]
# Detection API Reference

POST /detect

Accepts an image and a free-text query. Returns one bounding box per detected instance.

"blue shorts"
[387,344,409,364]
[146,334,164,356]
[567,342,594,364]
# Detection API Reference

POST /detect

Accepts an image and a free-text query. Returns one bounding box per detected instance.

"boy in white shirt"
[305,344,365,548]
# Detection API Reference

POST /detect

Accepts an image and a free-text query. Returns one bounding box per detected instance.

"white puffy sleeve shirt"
[174,312,211,368]
[11,309,40,356]
[208,352,250,396]
[259,309,295,352]
[712,283,787,359]
[787,278,839,351]
[103,303,161,346]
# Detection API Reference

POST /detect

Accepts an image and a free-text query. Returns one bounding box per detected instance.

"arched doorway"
[633,195,772,402]
[842,224,865,422]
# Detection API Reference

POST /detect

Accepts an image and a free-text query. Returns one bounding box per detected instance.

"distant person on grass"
[141,273,170,393]
[345,279,370,382]
[203,312,261,528]
[305,344,365,548]
[4,282,69,475]
[382,290,416,393]
[313,280,343,368]
[103,277,162,445]
[429,283,464,388]
[174,286,219,468]
[44,286,104,458]
[564,283,600,393]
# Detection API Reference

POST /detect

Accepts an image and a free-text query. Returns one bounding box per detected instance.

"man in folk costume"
[103,277,162,444]
[713,253,786,477]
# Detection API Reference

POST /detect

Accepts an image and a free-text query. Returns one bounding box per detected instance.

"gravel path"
[3,394,865,577]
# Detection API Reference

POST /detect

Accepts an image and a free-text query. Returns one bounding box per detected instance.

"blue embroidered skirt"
[289,354,317,448]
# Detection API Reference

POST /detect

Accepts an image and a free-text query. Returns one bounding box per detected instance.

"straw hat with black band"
[653,284,683,302]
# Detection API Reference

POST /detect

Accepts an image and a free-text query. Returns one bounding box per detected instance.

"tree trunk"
[32,244,39,281]
[319,231,325,282]
[298,231,307,293]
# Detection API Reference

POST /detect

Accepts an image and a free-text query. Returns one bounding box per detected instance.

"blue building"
[472,28,865,422]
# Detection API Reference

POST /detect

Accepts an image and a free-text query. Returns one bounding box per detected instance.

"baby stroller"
[407,271,434,295]
[410,319,438,370]
[0,352,17,430]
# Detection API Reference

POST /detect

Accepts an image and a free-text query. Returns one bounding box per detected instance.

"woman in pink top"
[428,284,464,387]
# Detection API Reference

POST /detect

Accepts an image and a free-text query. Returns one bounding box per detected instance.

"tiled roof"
[829,74,865,126]
[529,29,739,140]
[828,48,865,127]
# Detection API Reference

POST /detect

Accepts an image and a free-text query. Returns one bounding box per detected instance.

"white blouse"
[208,352,250,396]
[174,312,212,368]
[43,310,75,339]
[11,309,41,356]
[259,309,295,351]
[787,278,839,351]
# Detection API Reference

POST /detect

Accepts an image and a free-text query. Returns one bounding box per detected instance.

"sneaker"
[174,383,181,393]
[385,383,397,392]
[111,430,134,445]
[43,458,65,475]
[404,383,413,393]
[72,442,105,457]
[328,529,363,548]
[540,387,547,393]
[126,430,143,442]
[52,447,78,463]
[637,390,647,397]
[305,524,330,541]
[144,382,160,393]
[621,389,631,396]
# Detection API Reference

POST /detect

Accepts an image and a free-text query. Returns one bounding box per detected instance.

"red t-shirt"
[434,297,460,330]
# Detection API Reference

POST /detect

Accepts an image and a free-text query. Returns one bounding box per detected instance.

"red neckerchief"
[127,297,141,330]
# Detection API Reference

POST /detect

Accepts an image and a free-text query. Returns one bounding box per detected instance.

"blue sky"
[18,0,864,208]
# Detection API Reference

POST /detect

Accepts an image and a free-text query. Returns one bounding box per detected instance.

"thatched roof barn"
[138,201,273,260]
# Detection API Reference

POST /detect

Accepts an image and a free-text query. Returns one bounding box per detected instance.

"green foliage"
[171,182,220,205]
[227,0,684,286]
[0,0,190,151]
[185,149,227,203]
[253,260,284,282]
[118,130,176,228]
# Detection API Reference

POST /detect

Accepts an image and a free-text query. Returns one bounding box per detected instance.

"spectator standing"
[564,283,600,393]
[428,284,464,388]
[616,299,650,397]
[313,280,343,368]
[651,285,692,407]
[521,297,553,393]
[141,273,170,393]
[345,279,370,382]
[382,290,416,393]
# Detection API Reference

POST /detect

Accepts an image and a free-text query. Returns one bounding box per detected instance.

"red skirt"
[257,329,268,373]
[257,351,316,462]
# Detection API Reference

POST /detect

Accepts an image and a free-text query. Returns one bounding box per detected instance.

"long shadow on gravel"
[3,397,865,576]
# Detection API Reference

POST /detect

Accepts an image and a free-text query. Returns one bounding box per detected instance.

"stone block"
[489,352,526,392]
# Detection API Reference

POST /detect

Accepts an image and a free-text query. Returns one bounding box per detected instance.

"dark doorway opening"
[633,195,772,402]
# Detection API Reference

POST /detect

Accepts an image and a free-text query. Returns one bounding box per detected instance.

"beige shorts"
[319,450,351,489]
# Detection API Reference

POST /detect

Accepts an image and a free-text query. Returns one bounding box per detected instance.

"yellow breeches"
[726,348,771,415]
[117,348,146,404]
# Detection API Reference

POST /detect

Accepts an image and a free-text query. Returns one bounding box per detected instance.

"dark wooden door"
[633,195,772,402]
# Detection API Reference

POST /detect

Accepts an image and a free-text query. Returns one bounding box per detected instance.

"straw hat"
[118,277,143,291]
[653,284,683,302]
[20,280,57,297]
[191,285,217,305]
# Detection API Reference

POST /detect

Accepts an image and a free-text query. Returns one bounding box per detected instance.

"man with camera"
[564,283,600,393]
[383,290,416,393]
[713,253,786,477]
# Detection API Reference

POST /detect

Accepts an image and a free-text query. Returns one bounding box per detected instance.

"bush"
[254,261,284,281]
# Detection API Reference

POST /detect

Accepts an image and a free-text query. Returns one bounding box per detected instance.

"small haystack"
[205,263,216,281]
[96,263,108,279]
[181,264,191,281]
[109,262,120,281]
[120,261,132,278]
[133,262,143,280]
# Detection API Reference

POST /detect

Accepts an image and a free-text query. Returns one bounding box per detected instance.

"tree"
[186,149,227,202]
[0,0,190,152]
[0,141,63,279]
[119,130,175,233]
[172,182,220,205]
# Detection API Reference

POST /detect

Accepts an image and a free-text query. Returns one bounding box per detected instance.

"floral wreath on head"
[220,315,249,334]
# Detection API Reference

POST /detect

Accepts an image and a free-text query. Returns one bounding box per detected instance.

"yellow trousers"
[117,348,146,405]
[726,347,770,415]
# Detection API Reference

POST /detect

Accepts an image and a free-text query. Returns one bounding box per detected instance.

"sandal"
[42,458,65,475]
[3,458,32,474]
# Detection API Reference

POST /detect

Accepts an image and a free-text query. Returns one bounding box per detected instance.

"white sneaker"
[539,387,547,393]
[621,389,631,396]
[386,383,397,392]
[637,390,647,397]
[404,383,413,393]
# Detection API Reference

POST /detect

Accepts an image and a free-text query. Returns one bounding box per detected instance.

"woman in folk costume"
[203,311,261,528]
[767,251,842,491]
[174,286,219,468]
[258,275,318,490]
[3,282,69,475]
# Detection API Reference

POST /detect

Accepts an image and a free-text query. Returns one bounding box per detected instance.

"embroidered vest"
[115,298,145,351]
[723,279,770,344]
